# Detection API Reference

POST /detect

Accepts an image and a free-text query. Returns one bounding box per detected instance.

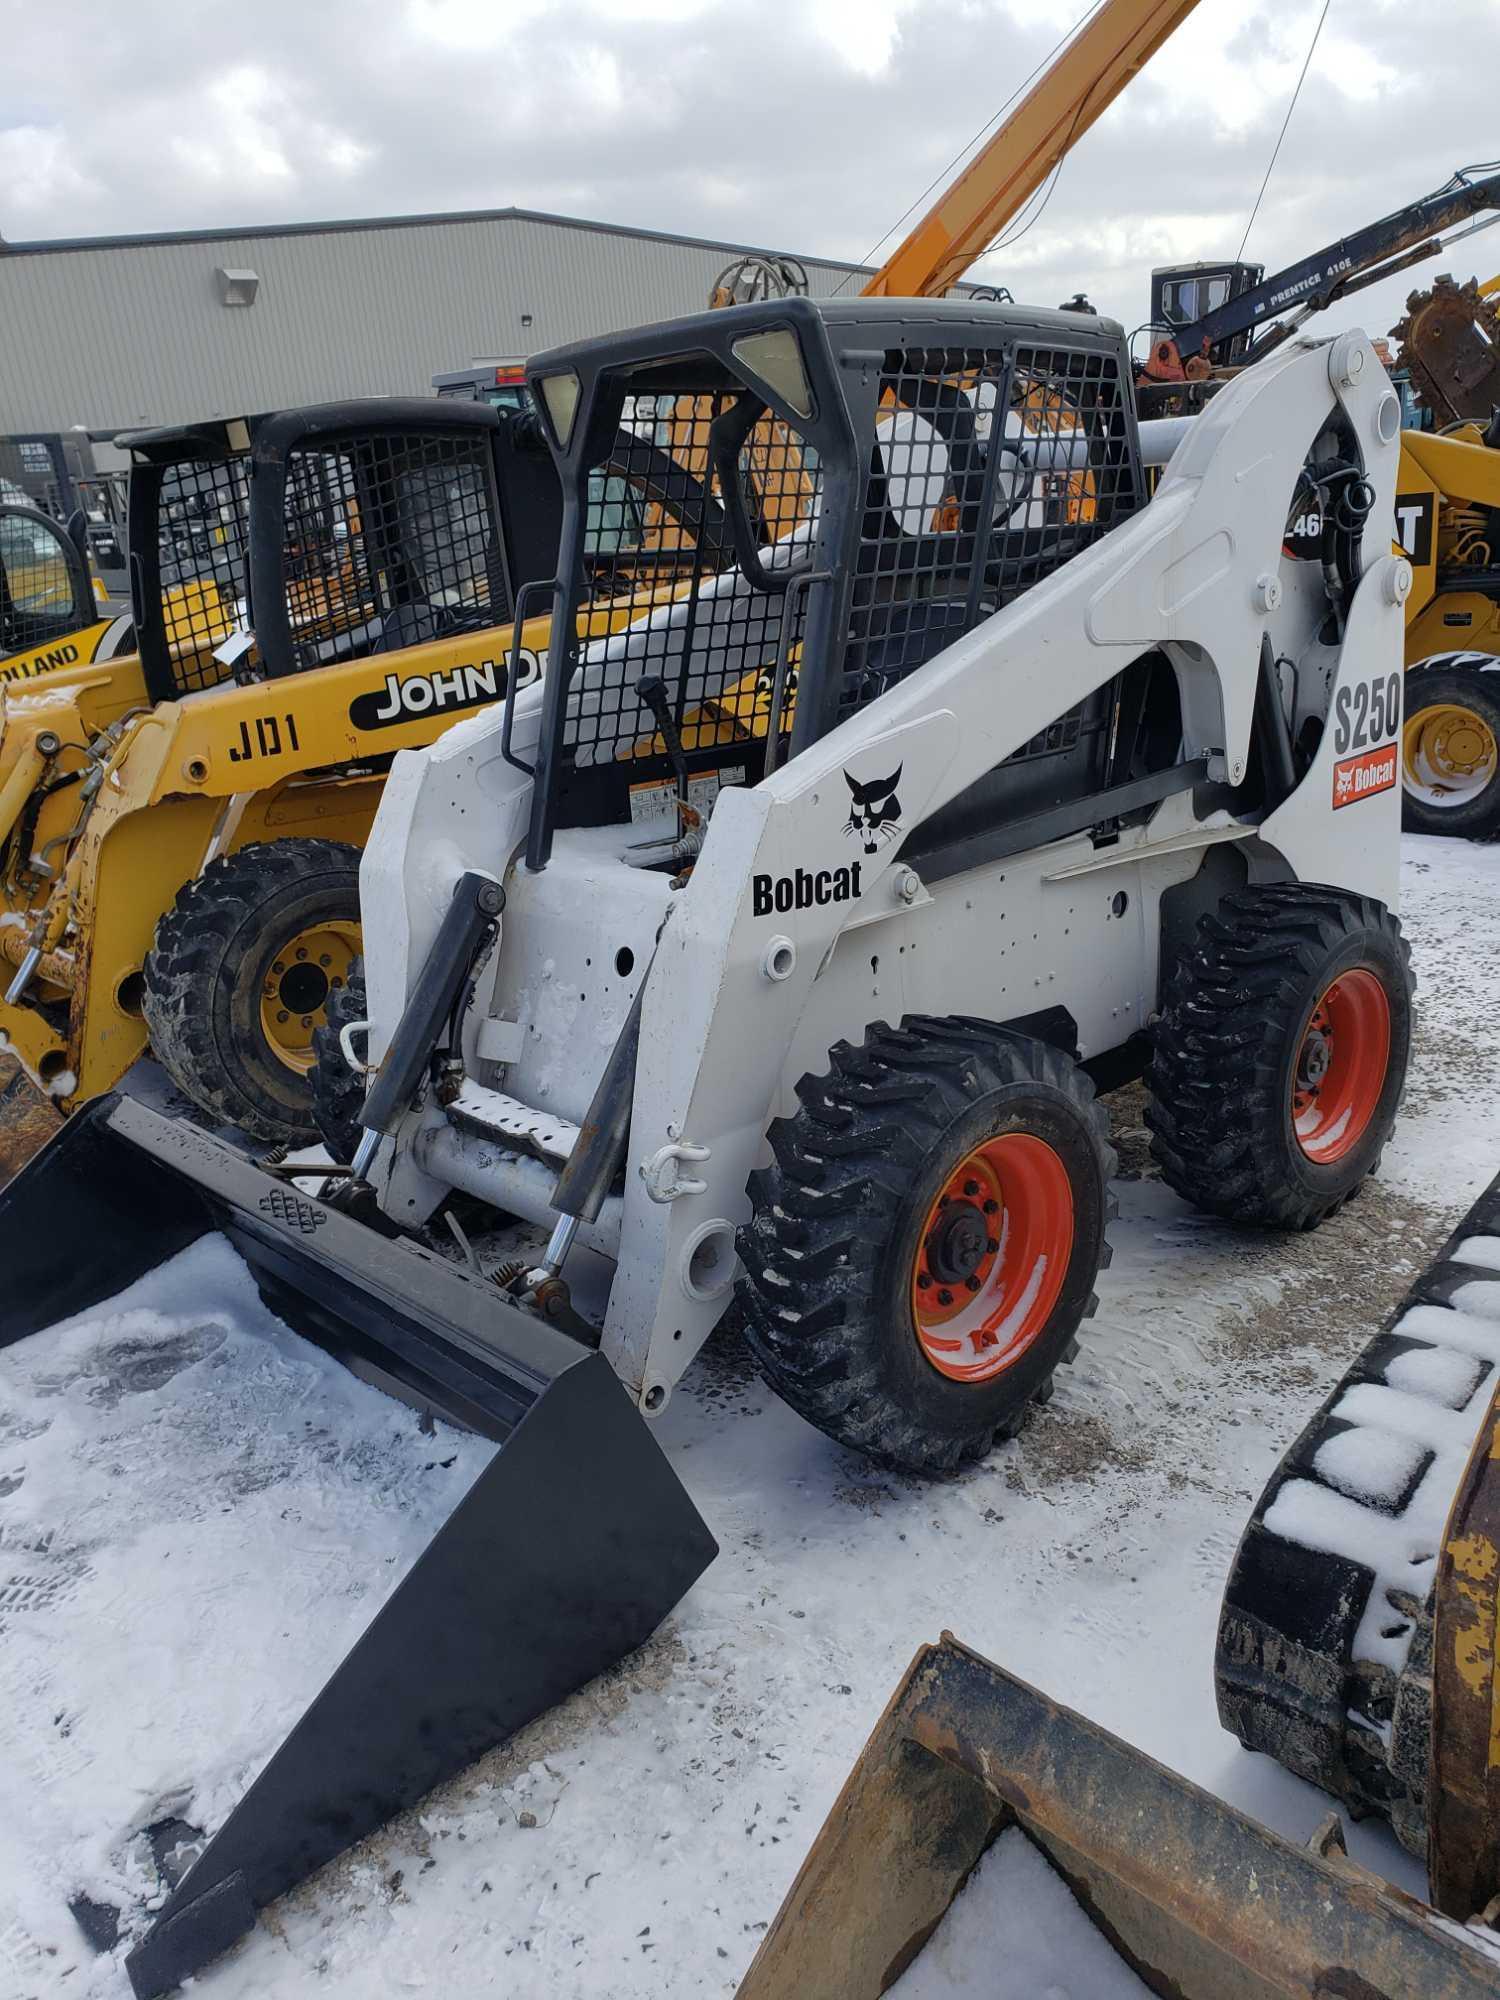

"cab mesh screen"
[155,456,250,694]
[558,390,820,776]
[275,429,506,676]
[833,341,1142,738]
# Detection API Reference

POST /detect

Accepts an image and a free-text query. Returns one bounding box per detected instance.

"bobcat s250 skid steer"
[0,294,1414,1991]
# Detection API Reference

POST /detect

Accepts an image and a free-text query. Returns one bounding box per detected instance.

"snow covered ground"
[3,835,1500,2000]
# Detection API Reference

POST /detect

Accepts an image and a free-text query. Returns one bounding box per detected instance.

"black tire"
[1147,884,1412,1230]
[310,958,368,1164]
[735,1017,1116,1474]
[142,839,363,1145]
[1401,659,1500,838]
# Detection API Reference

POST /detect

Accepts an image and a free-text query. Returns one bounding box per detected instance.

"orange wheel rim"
[1290,968,1390,1165]
[911,1132,1074,1384]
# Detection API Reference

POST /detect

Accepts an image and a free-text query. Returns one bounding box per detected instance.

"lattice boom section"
[156,456,250,694]
[278,430,506,676]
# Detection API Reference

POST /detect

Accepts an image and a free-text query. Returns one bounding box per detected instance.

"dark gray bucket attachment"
[0,1094,717,1998]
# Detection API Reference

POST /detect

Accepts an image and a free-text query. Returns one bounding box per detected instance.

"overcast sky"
[3,0,1497,344]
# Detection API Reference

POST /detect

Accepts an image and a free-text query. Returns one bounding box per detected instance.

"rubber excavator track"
[1217,1166,1500,1912]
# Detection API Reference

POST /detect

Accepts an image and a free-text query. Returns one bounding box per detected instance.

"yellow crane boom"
[862,0,1202,300]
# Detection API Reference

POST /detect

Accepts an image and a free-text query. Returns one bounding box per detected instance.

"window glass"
[584,471,645,557]
[0,512,81,651]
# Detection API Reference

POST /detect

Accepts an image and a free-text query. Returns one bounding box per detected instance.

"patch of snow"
[1265,1339,1497,1670]
[1312,1426,1427,1508]
[0,1236,491,1979]
[1383,1344,1484,1410]
[1453,1234,1500,1273]
[1429,1911,1500,1969]
[888,1827,1152,1999]
[1447,1278,1500,1323]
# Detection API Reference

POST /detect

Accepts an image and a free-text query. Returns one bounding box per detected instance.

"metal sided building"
[0,207,871,447]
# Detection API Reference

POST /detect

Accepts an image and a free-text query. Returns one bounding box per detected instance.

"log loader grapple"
[3,293,1416,1989]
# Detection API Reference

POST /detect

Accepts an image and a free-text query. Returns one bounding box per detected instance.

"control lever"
[637,676,702,843]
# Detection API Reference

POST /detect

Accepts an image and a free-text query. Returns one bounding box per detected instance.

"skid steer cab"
[0,499,133,685]
[0,396,581,1174]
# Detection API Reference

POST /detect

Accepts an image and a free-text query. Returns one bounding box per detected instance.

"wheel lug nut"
[987,1237,999,1254]
[982,1199,998,1214]
[965,1276,981,1292]
[963,1179,980,1198]
[937,1288,953,1306]
[917,1273,932,1290]
[295,948,308,960]
[301,1016,313,1028]
[272,961,285,974]
[319,954,331,966]
[277,1009,289,1023]
[938,1195,950,1208]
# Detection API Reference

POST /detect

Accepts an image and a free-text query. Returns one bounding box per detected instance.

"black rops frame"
[122,419,253,705]
[246,398,512,680]
[521,295,1148,871]
[521,295,861,871]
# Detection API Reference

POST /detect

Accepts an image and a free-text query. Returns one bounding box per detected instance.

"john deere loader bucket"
[0,1092,716,1998]
[739,1636,1500,1999]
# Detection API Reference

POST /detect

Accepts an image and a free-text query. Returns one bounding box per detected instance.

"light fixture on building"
[216,267,260,308]
[520,312,533,329]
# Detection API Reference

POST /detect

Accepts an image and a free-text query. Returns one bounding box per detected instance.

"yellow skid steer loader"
[0,498,134,686]
[0,398,713,1167]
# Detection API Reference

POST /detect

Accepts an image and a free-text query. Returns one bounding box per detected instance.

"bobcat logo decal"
[845,766,903,854]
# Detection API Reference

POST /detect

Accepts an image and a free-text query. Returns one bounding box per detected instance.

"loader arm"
[862,0,1202,300]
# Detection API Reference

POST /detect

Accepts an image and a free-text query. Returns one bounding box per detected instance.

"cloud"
[2,0,1496,348]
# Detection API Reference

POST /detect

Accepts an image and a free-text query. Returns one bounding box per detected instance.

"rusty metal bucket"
[0,1050,62,1188]
[739,1635,1500,1999]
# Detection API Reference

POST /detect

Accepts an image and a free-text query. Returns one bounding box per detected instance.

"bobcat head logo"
[845,766,903,854]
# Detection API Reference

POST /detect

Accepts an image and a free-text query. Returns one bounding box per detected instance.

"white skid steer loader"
[333,295,1415,1457]
[0,295,1414,1990]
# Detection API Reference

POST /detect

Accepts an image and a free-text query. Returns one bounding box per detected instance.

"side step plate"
[0,1094,717,1998]
[1217,1170,1500,1884]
